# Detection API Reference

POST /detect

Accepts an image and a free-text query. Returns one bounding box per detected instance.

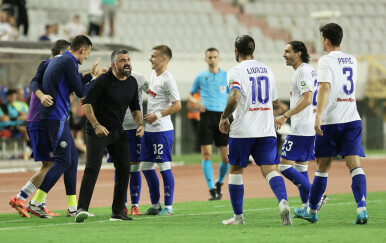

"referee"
[188,48,229,200]
[75,49,144,222]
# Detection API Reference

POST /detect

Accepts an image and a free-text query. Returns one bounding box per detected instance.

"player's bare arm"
[219,88,241,134]
[144,100,181,124]
[132,110,144,137]
[35,89,53,107]
[275,91,312,129]
[82,103,109,137]
[314,82,330,136]
[187,92,206,112]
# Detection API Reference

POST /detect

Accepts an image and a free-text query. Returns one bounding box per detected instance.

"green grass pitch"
[0,192,385,242]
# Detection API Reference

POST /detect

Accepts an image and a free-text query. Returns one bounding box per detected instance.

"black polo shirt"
[83,70,140,133]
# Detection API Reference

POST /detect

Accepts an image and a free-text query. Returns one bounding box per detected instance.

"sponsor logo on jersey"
[148,89,157,98]
[336,98,354,102]
[248,107,271,111]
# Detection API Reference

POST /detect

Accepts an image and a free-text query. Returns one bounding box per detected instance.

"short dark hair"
[152,45,172,60]
[70,35,92,51]
[235,35,255,57]
[205,47,219,55]
[288,40,310,63]
[45,24,50,30]
[6,89,17,97]
[319,23,343,47]
[51,39,71,56]
[111,49,129,63]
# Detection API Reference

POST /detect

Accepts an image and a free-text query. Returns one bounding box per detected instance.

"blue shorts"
[280,135,315,162]
[315,120,365,158]
[107,129,142,163]
[140,130,174,163]
[27,121,54,162]
[228,137,279,168]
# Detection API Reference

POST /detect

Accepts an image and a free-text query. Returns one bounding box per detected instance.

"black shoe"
[215,182,223,200]
[209,189,217,201]
[110,212,134,221]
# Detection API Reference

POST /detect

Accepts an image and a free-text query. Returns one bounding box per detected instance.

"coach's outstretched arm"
[144,100,181,124]
[219,89,241,134]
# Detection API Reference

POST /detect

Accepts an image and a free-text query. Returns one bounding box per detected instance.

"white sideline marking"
[0,220,25,224]
[0,200,383,231]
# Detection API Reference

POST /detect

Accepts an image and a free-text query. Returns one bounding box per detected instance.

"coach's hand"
[136,124,144,137]
[95,125,109,137]
[314,115,323,136]
[219,117,230,134]
[144,113,157,124]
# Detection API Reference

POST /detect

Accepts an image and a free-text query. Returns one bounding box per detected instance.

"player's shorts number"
[153,144,163,155]
[343,67,354,95]
[282,140,293,152]
[137,144,141,155]
[249,76,269,104]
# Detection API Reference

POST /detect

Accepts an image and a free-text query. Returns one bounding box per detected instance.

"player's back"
[317,51,360,125]
[228,60,277,138]
[40,51,79,120]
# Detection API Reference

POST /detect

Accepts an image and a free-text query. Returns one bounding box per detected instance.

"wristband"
[283,113,288,119]
[93,123,100,129]
[155,112,163,119]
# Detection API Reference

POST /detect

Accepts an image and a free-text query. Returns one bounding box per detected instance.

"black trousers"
[78,130,130,214]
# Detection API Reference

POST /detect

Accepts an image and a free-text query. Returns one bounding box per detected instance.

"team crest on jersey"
[49,152,54,158]
[60,141,67,148]
[220,85,226,93]
[301,81,306,86]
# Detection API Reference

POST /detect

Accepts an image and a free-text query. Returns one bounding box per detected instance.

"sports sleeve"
[82,76,105,106]
[317,56,332,84]
[133,72,149,94]
[29,61,49,93]
[190,74,200,94]
[165,74,180,102]
[227,68,242,91]
[81,73,93,85]
[128,81,140,113]
[297,67,313,95]
[63,58,88,98]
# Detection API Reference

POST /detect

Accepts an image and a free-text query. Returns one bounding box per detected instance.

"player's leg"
[278,135,314,208]
[199,112,216,199]
[63,133,80,217]
[127,129,142,215]
[140,132,161,215]
[340,120,367,224]
[255,137,291,226]
[28,119,73,218]
[346,156,368,224]
[279,159,310,208]
[222,137,251,225]
[156,130,174,216]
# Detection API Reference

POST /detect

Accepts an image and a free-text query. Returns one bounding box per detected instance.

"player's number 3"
[343,67,354,95]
